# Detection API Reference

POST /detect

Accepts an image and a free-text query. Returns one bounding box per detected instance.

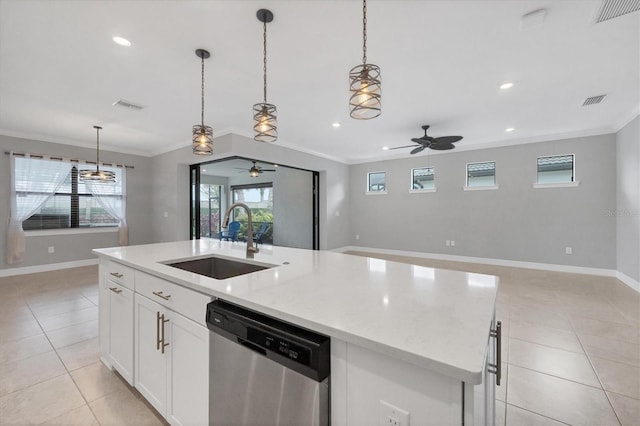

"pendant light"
[79,126,116,183]
[253,9,277,143]
[349,0,381,120]
[192,49,213,155]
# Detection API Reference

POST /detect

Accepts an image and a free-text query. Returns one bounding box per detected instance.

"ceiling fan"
[235,161,276,177]
[390,125,463,154]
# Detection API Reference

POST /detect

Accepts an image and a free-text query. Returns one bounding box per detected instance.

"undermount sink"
[166,256,273,280]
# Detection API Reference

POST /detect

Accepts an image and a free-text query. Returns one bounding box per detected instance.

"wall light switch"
[48,246,54,254]
[446,240,451,246]
[451,240,456,246]
[565,247,572,255]
[163,212,169,218]
[335,211,340,217]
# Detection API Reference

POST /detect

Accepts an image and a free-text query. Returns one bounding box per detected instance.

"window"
[411,167,435,191]
[199,184,222,238]
[367,171,386,193]
[231,183,273,244]
[21,162,123,230]
[537,155,574,184]
[466,162,496,188]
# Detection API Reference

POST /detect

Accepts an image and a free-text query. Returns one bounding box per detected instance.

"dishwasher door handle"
[237,338,267,356]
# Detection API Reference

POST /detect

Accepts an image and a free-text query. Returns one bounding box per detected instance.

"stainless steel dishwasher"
[206,299,330,426]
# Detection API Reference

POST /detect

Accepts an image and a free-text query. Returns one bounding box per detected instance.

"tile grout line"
[504,402,573,425]
[572,318,624,426]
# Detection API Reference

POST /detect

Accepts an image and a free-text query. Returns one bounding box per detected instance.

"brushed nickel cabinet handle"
[109,287,122,294]
[488,320,502,386]
[156,312,161,351]
[110,272,124,278]
[152,291,171,301]
[161,315,169,354]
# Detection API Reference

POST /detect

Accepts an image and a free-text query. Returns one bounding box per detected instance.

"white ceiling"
[0,0,638,164]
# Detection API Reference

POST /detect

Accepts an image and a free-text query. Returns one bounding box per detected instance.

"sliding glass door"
[231,183,273,245]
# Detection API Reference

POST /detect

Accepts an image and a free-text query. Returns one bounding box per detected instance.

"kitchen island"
[94,239,500,426]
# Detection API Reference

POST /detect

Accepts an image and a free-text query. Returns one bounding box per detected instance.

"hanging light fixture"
[349,0,381,120]
[192,48,213,155]
[79,126,116,183]
[253,9,277,143]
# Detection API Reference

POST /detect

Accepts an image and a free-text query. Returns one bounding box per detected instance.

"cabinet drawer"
[106,261,135,290]
[135,271,212,325]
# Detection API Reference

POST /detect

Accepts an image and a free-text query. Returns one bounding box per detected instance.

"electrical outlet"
[163,212,169,218]
[451,240,456,246]
[379,400,409,426]
[565,246,572,255]
[446,240,451,246]
[335,211,340,217]
[47,246,54,254]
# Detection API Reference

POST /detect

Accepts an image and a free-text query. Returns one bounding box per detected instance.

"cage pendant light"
[192,49,213,155]
[79,126,116,183]
[253,9,277,143]
[349,0,381,120]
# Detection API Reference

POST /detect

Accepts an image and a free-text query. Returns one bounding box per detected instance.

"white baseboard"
[332,246,639,293]
[0,259,98,278]
[616,271,640,293]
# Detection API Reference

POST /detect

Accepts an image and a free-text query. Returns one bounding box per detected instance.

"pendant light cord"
[95,126,101,172]
[200,56,205,127]
[362,0,367,64]
[263,16,268,103]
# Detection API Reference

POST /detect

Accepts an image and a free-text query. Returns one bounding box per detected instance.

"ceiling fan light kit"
[349,0,381,120]
[253,9,278,143]
[192,48,214,156]
[79,126,116,183]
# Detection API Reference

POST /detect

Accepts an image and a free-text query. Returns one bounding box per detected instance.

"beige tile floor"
[0,266,167,425]
[1,258,639,425]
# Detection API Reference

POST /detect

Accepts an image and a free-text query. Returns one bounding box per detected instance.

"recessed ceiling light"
[273,164,278,168]
[332,122,341,128]
[112,36,131,47]
[505,127,515,132]
[202,169,207,172]
[499,82,514,90]
[382,146,389,150]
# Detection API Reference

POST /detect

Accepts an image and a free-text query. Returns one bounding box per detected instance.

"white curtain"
[6,155,72,264]
[86,166,128,245]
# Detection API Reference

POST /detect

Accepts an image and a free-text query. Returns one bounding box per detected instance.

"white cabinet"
[99,260,135,385]
[134,289,210,426]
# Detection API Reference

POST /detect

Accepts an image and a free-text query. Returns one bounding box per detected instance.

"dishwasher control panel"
[248,327,311,365]
[206,299,330,382]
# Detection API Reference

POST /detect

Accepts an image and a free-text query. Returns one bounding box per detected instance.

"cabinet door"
[135,294,168,417]
[108,283,134,385]
[166,312,210,426]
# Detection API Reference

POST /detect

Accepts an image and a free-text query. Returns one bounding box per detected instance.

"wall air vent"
[595,0,640,23]
[582,95,607,106]
[112,99,144,110]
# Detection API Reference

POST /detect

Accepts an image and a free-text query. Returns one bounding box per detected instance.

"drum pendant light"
[253,9,277,143]
[192,49,213,155]
[349,0,381,120]
[79,126,116,183]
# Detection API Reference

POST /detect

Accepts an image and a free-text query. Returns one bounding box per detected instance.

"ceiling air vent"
[595,0,640,23]
[582,95,607,106]
[112,99,144,110]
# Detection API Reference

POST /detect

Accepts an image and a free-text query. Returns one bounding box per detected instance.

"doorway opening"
[190,156,319,250]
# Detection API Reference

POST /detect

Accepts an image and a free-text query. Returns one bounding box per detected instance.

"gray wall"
[616,117,640,281]
[150,133,351,250]
[349,134,617,269]
[226,166,313,248]
[0,134,154,270]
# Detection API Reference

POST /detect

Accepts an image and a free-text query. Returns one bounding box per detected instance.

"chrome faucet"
[222,202,259,259]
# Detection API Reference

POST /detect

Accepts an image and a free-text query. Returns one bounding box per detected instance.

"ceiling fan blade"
[433,136,463,144]
[410,146,426,155]
[389,145,418,150]
[429,143,456,151]
[410,138,430,145]
[261,169,276,172]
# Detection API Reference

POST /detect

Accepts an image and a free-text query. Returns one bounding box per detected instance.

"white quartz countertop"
[93,239,498,384]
